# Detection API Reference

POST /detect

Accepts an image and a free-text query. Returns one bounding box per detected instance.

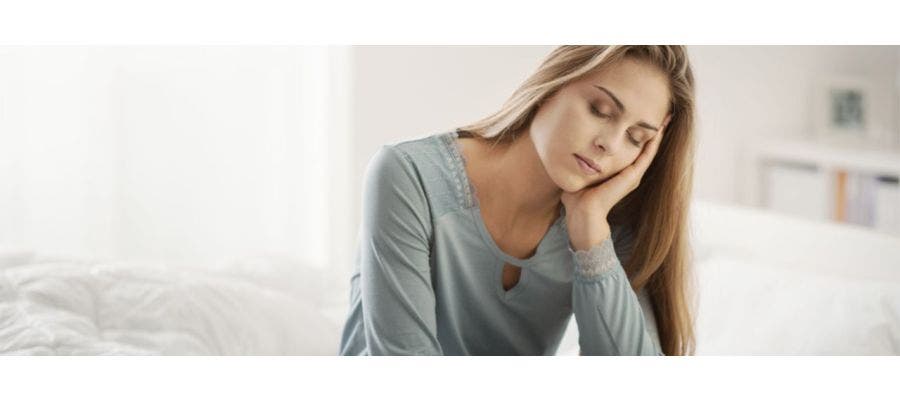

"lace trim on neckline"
[439,130,477,209]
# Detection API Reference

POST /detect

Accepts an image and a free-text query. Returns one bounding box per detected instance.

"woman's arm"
[355,145,443,355]
[570,235,663,356]
[560,116,670,356]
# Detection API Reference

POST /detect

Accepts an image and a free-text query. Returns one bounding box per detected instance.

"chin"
[548,160,603,192]
[569,172,612,192]
[554,171,590,193]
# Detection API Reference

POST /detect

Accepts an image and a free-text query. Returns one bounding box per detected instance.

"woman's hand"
[561,116,670,251]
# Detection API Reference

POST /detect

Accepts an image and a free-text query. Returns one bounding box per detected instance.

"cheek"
[608,153,639,176]
[531,129,583,191]
[531,107,580,161]
[534,109,572,140]
[538,95,589,132]
[535,134,568,175]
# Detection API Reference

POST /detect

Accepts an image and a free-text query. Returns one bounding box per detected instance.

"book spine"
[834,169,847,222]
[874,175,900,234]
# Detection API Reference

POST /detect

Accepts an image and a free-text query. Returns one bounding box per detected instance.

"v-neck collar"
[439,130,567,268]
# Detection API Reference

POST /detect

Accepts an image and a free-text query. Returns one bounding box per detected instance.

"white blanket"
[0,251,342,355]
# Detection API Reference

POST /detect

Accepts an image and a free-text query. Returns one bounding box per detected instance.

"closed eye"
[589,104,610,119]
[592,104,641,147]
[627,131,641,147]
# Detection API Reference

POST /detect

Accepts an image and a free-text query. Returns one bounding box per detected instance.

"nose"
[592,125,628,154]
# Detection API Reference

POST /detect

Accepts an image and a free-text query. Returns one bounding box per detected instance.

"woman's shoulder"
[368,131,454,171]
[364,130,474,217]
[365,131,442,171]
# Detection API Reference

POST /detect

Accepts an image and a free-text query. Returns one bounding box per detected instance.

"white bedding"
[690,200,900,355]
[0,251,343,355]
[556,199,900,355]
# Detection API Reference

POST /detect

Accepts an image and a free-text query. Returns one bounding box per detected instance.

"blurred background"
[2,46,899,354]
[3,46,899,274]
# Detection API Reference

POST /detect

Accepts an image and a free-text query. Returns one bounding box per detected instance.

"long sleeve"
[351,145,443,355]
[570,234,663,356]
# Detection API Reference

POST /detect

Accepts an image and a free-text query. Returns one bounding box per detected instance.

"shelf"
[752,138,900,177]
[745,137,900,237]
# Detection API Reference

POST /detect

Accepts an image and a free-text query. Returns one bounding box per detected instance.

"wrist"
[569,222,612,252]
[571,234,620,280]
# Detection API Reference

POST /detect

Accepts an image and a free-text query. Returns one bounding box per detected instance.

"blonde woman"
[339,45,696,356]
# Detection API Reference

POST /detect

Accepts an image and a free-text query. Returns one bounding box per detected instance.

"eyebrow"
[593,85,661,132]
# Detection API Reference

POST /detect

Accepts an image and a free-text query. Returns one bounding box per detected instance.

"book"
[834,169,847,222]
[873,175,900,235]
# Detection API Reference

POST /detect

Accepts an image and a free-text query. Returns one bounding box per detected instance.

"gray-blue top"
[338,130,662,355]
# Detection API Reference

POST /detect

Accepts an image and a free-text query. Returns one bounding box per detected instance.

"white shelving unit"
[746,138,900,236]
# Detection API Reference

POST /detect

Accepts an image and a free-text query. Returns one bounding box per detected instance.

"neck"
[469,130,563,227]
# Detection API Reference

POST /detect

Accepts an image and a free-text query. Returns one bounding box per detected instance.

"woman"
[339,45,696,356]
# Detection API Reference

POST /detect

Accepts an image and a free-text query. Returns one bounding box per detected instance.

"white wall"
[0,48,120,260]
[347,45,900,232]
[689,46,899,205]
[0,47,352,271]
[349,46,556,239]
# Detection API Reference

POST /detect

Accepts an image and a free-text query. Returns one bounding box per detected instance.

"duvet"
[0,251,341,355]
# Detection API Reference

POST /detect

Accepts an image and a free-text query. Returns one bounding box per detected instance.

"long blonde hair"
[457,46,697,356]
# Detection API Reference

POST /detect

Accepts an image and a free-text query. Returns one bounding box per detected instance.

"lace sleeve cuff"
[569,236,621,281]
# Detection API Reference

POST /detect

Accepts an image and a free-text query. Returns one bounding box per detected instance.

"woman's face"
[529,57,672,193]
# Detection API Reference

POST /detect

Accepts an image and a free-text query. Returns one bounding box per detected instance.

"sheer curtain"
[0,46,353,272]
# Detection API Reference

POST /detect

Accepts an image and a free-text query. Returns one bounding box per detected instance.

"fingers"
[661,114,673,130]
[632,127,664,175]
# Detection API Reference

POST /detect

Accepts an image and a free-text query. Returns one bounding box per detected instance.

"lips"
[574,154,601,175]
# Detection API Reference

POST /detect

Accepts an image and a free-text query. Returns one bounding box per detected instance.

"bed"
[688,199,900,355]
[2,199,899,355]
[555,199,900,355]
[0,250,345,355]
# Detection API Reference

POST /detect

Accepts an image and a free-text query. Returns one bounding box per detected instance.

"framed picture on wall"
[813,76,880,146]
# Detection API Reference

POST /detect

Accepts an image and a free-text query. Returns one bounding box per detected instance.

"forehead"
[573,57,671,117]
